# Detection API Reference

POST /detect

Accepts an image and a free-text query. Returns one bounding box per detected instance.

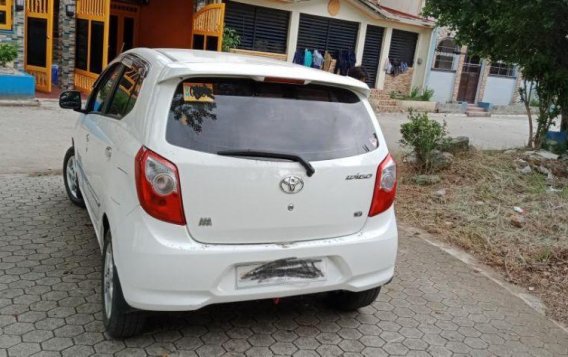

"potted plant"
[0,42,35,99]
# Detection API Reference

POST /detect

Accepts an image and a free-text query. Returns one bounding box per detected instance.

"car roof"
[126,48,371,97]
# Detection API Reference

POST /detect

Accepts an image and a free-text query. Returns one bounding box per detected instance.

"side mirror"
[59,90,83,112]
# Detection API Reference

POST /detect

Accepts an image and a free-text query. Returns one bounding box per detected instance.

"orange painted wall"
[138,0,194,48]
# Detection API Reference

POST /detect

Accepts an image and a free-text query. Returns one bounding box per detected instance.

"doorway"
[24,0,55,93]
[109,3,139,62]
[457,54,481,103]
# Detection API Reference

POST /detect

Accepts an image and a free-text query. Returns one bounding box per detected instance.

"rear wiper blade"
[217,150,315,177]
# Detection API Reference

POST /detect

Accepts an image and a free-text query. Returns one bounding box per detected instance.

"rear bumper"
[113,206,398,311]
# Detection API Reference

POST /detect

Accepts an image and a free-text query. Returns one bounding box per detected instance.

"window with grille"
[296,13,359,54]
[433,38,459,71]
[389,30,418,67]
[489,62,516,78]
[361,25,385,88]
[0,0,13,30]
[224,1,290,54]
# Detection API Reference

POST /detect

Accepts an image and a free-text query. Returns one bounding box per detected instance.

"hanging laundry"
[312,50,324,69]
[336,50,356,76]
[304,49,313,67]
[385,59,393,75]
[293,49,305,65]
[323,51,333,71]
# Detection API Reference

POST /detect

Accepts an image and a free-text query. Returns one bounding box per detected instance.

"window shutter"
[225,1,289,54]
[361,25,384,88]
[389,30,418,67]
[297,14,358,53]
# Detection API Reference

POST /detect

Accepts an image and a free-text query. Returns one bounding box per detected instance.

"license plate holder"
[236,257,327,289]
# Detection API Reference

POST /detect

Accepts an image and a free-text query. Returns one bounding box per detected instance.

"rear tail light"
[135,147,186,225]
[369,153,397,216]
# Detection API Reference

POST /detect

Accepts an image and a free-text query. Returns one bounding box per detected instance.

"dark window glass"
[0,11,6,25]
[192,34,205,50]
[434,38,459,71]
[107,65,142,118]
[489,62,516,78]
[166,79,378,161]
[26,18,48,67]
[206,36,218,51]
[109,15,118,61]
[89,64,123,113]
[75,19,89,71]
[225,1,290,53]
[389,30,418,67]
[90,21,105,74]
[123,17,135,51]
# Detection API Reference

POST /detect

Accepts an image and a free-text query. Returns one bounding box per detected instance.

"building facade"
[426,28,522,106]
[1,0,433,97]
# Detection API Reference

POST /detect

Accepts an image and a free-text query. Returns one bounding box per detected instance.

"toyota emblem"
[280,176,304,194]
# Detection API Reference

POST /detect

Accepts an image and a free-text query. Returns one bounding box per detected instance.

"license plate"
[236,257,327,289]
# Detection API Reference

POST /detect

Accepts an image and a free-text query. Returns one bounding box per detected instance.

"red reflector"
[135,147,186,225]
[369,154,397,217]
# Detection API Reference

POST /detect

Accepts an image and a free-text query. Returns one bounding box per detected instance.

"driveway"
[1,174,567,356]
[0,102,534,174]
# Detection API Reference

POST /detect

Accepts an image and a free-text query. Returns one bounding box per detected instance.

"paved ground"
[0,102,535,174]
[378,113,535,153]
[1,174,567,356]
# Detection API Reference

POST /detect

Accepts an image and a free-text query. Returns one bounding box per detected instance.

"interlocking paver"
[0,174,567,356]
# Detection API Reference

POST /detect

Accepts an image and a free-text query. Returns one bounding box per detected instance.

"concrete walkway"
[377,112,533,153]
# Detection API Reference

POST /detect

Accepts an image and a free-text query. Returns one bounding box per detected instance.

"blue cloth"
[303,49,313,67]
[293,50,304,65]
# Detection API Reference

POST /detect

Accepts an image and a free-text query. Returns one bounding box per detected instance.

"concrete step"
[467,107,486,112]
[466,111,492,117]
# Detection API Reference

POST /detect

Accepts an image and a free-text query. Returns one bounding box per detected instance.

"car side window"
[106,64,143,119]
[88,64,124,114]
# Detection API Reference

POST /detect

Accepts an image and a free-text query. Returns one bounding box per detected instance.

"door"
[191,3,225,51]
[109,3,139,61]
[74,0,111,93]
[80,63,124,222]
[165,78,383,245]
[25,0,54,93]
[457,55,481,103]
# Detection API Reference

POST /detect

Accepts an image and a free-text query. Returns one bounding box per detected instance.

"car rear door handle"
[105,146,112,159]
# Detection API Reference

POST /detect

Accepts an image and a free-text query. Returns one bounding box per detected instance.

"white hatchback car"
[60,48,398,337]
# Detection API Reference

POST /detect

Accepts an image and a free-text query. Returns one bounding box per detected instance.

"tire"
[63,147,85,208]
[327,287,381,311]
[102,230,146,338]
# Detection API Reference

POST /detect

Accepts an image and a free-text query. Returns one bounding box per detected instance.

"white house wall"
[428,70,455,103]
[378,0,423,16]
[482,76,516,105]
[231,0,432,90]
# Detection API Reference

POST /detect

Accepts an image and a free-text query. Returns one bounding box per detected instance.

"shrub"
[400,110,448,172]
[222,27,240,52]
[390,87,435,101]
[0,42,18,67]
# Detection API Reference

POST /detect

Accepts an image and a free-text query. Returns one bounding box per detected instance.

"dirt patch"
[396,150,568,325]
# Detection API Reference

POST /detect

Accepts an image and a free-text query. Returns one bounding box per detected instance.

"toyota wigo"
[60,48,398,337]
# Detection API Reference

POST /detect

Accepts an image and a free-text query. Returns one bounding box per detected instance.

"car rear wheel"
[63,147,85,207]
[102,230,146,338]
[327,287,381,311]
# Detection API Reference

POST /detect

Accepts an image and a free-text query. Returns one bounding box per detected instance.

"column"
[286,11,300,62]
[355,22,367,66]
[376,27,393,90]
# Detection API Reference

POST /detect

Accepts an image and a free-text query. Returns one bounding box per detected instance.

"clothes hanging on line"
[312,50,324,69]
[386,58,409,77]
[303,49,313,67]
[323,51,333,72]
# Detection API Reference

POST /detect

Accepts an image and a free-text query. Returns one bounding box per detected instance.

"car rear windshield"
[166,78,378,161]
